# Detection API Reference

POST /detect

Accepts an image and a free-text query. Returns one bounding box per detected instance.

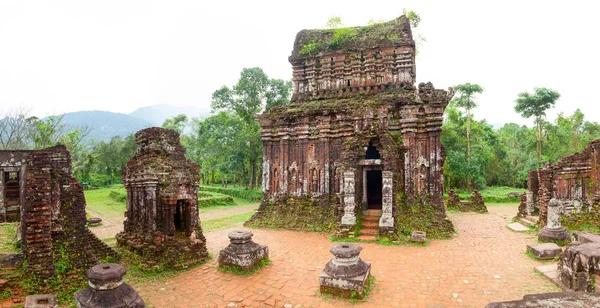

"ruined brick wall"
[116,127,207,267]
[254,16,453,235]
[17,145,117,281]
[530,138,600,226]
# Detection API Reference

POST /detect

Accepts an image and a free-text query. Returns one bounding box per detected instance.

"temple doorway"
[366,170,382,209]
[3,171,20,222]
[174,200,188,233]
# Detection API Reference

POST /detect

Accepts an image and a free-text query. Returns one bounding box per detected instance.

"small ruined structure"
[558,241,600,292]
[116,127,208,267]
[527,138,600,226]
[252,16,454,237]
[445,190,487,213]
[538,198,570,242]
[446,190,460,209]
[486,292,600,307]
[319,243,371,298]
[24,294,58,308]
[0,146,116,281]
[74,263,145,308]
[218,229,269,271]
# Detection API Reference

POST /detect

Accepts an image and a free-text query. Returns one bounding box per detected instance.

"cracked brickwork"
[0,146,117,281]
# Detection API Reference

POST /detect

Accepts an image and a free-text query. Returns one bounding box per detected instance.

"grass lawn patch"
[201,212,254,232]
[0,223,19,254]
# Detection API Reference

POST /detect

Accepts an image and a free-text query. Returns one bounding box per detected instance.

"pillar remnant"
[319,243,371,298]
[74,263,145,308]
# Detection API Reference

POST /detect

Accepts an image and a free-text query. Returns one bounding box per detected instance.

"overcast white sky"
[0,0,598,127]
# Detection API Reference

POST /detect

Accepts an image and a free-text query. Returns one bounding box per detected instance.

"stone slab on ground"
[507,222,529,232]
[526,243,562,260]
[535,264,560,286]
[486,291,600,308]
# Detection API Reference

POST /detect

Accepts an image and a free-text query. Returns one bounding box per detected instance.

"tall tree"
[452,83,484,191]
[514,87,561,164]
[210,67,291,189]
[162,114,188,134]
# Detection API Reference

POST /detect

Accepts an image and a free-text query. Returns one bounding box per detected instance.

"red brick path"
[135,206,559,307]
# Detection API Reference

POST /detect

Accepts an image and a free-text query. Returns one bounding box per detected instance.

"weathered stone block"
[558,241,600,292]
[486,291,600,307]
[411,231,426,243]
[218,230,268,271]
[526,243,562,260]
[573,231,600,244]
[24,294,58,308]
[319,243,371,298]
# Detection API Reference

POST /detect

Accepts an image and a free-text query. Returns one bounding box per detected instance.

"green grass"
[198,190,235,207]
[217,258,271,276]
[448,186,524,203]
[201,212,254,232]
[525,250,560,263]
[0,223,19,254]
[84,185,127,222]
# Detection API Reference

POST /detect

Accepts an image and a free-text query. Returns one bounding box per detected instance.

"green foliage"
[0,223,19,254]
[247,197,338,232]
[299,41,320,55]
[199,185,262,201]
[162,114,188,134]
[396,194,454,239]
[325,16,343,29]
[216,258,271,276]
[515,88,561,120]
[450,186,522,203]
[329,27,357,49]
[108,189,127,203]
[198,191,235,207]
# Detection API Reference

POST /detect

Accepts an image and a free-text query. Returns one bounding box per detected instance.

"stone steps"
[356,235,377,241]
[518,217,536,227]
[360,212,381,238]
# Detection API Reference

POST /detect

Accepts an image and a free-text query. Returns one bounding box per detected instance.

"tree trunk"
[211,170,215,186]
[249,161,255,189]
[466,107,472,192]
[536,118,542,165]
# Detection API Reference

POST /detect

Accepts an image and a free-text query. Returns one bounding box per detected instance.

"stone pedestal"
[218,230,269,271]
[538,198,570,243]
[526,191,534,216]
[558,241,600,292]
[526,243,562,260]
[24,294,58,308]
[74,263,145,308]
[319,243,371,298]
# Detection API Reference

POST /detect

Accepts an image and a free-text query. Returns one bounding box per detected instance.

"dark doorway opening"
[365,142,381,159]
[3,171,20,222]
[366,170,382,209]
[174,200,187,233]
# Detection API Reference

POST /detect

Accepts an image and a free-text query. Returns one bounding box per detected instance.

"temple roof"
[290,15,414,60]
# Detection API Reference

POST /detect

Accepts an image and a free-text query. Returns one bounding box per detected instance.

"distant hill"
[129,104,208,126]
[58,111,153,142]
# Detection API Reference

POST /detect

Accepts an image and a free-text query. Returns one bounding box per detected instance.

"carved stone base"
[218,230,269,271]
[538,227,571,243]
[319,243,371,297]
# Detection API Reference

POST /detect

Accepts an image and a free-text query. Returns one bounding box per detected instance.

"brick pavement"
[134,206,560,307]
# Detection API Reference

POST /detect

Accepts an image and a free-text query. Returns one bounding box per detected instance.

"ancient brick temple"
[116,127,208,267]
[0,146,117,280]
[252,16,454,235]
[527,138,600,226]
